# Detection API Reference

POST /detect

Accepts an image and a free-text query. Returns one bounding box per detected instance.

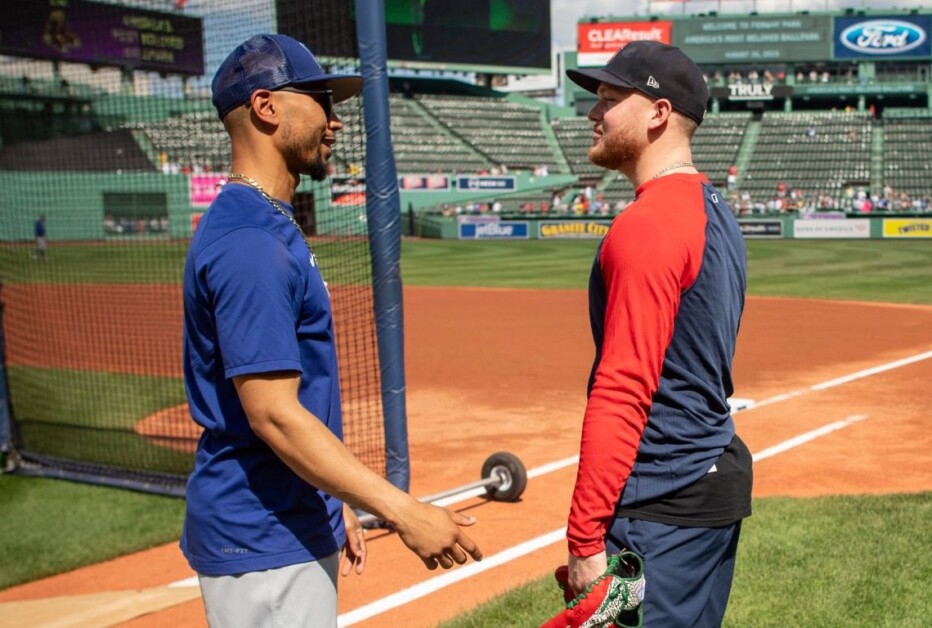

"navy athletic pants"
[606,517,742,628]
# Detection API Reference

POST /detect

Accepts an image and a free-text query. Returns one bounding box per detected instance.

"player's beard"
[589,123,639,172]
[306,153,328,182]
[282,123,329,182]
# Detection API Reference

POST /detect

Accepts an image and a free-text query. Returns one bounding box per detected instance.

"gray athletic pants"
[198,552,339,628]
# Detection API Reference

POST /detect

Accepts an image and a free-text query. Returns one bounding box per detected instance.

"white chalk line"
[337,528,567,626]
[173,350,931,620]
[751,414,868,462]
[742,349,932,411]
[336,412,871,626]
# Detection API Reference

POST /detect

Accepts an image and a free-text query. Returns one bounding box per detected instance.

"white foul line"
[752,414,868,462]
[747,349,932,410]
[337,528,566,626]
[335,412,871,625]
[174,352,929,608]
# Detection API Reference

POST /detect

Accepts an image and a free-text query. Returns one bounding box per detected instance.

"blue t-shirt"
[180,185,345,576]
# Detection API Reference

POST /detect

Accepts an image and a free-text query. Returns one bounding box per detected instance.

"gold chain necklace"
[650,161,695,180]
[226,173,316,266]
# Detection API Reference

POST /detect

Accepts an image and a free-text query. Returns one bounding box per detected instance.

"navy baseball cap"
[566,41,708,125]
[212,34,363,119]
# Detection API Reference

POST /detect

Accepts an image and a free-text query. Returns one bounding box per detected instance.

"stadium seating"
[387,94,492,174]
[882,117,932,200]
[415,94,560,173]
[691,113,750,185]
[0,129,154,172]
[742,110,872,203]
[125,110,229,173]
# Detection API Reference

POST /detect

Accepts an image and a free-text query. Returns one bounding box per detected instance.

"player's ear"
[248,89,277,125]
[647,97,673,130]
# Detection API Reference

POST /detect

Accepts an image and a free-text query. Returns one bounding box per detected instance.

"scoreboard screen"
[278,0,551,73]
[0,0,205,76]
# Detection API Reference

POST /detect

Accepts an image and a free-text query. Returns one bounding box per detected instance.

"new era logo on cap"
[647,76,660,89]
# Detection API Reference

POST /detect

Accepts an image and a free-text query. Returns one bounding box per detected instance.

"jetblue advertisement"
[834,15,931,59]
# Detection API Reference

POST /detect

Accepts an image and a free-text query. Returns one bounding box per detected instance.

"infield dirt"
[2,287,930,627]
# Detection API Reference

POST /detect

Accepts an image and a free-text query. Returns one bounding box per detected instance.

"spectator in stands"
[32,215,47,261]
[590,192,605,214]
[181,34,481,628]
[805,125,817,140]
[562,41,750,627]
[726,165,738,191]
[552,190,563,211]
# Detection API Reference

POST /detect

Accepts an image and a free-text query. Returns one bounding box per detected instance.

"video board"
[278,0,551,73]
[672,14,833,64]
[0,0,205,76]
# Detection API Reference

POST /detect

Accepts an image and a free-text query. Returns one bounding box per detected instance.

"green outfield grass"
[441,493,932,627]
[1,238,931,617]
[401,239,932,304]
[3,239,931,303]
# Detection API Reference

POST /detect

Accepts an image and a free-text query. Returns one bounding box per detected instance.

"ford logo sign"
[840,20,926,54]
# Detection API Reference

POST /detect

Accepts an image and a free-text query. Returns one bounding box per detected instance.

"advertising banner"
[793,218,870,239]
[672,15,832,63]
[539,220,612,239]
[456,176,516,191]
[459,221,529,239]
[189,175,226,207]
[1,0,204,75]
[577,21,672,67]
[738,220,783,238]
[834,15,932,60]
[882,219,932,238]
[399,175,450,190]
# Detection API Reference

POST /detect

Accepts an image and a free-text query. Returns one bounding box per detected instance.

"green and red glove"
[539,551,645,628]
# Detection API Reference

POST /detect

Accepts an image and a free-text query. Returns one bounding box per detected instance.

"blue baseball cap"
[212,34,363,119]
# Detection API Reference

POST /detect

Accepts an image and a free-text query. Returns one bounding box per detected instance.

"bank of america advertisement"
[577,21,672,66]
[834,15,932,60]
[673,15,832,63]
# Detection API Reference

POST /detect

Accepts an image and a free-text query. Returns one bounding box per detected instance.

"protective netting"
[0,0,386,493]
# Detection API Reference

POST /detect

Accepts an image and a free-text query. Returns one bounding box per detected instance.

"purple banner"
[1,0,204,76]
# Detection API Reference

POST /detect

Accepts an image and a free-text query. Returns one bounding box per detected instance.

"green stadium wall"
[0,173,347,242]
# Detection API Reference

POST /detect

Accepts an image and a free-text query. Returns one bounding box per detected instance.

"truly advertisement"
[577,21,672,66]
[882,219,932,238]
[539,221,612,239]
[459,221,529,240]
[793,218,870,239]
[834,15,932,60]
[673,15,832,63]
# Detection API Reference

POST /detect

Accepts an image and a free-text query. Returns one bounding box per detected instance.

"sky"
[549,0,915,50]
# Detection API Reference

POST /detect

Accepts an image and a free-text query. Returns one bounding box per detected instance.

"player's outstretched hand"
[395,502,482,570]
[340,503,367,576]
